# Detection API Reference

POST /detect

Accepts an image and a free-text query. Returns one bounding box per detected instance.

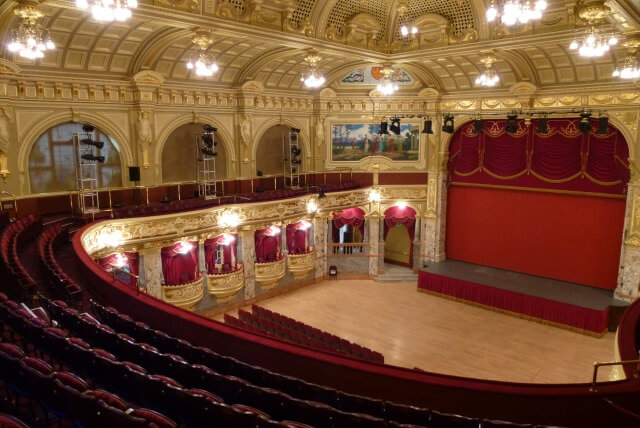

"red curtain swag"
[204,234,238,274]
[286,222,310,255]
[383,206,416,268]
[161,241,199,285]
[255,228,282,263]
[98,251,139,287]
[332,207,366,243]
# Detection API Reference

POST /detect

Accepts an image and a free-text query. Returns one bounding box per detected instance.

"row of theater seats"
[318,182,358,193]
[38,222,83,307]
[235,188,308,203]
[250,305,384,364]
[0,215,41,302]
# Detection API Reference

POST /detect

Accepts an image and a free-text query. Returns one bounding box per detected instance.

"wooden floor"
[218,279,615,384]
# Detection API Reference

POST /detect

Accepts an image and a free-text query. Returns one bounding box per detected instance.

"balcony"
[207,265,245,302]
[255,257,286,289]
[287,249,316,280]
[161,277,204,311]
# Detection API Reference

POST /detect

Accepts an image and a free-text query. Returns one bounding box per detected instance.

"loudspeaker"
[129,166,141,182]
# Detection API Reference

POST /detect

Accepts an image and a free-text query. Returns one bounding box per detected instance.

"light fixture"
[76,0,138,22]
[569,1,618,58]
[186,30,219,78]
[396,201,407,209]
[6,3,55,60]
[306,199,318,214]
[219,210,240,228]
[475,54,500,87]
[221,233,235,246]
[442,114,455,134]
[422,119,433,134]
[612,35,640,80]
[177,241,193,254]
[376,65,399,96]
[299,220,312,231]
[397,0,418,38]
[596,116,609,135]
[113,253,128,268]
[579,112,592,134]
[536,116,549,134]
[267,226,281,236]
[486,0,547,26]
[300,49,326,88]
[99,230,124,248]
[369,188,382,203]
[389,117,401,135]
[505,113,519,133]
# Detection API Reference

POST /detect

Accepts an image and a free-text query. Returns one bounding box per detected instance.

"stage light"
[201,124,217,148]
[81,138,105,149]
[505,114,518,133]
[379,120,389,135]
[579,112,592,134]
[221,233,235,246]
[200,147,217,157]
[81,154,105,163]
[536,117,549,134]
[422,119,433,134]
[442,114,454,133]
[389,117,401,135]
[473,119,484,134]
[596,116,609,135]
[82,124,95,133]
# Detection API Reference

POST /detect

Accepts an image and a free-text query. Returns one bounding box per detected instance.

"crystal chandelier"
[186,31,219,78]
[299,49,325,88]
[397,0,418,38]
[376,65,399,96]
[569,0,618,58]
[6,3,55,60]
[612,36,640,79]
[486,0,547,26]
[475,54,500,87]
[76,0,138,23]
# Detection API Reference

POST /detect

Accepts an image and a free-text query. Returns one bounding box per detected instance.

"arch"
[155,114,236,182]
[17,111,133,194]
[252,117,310,174]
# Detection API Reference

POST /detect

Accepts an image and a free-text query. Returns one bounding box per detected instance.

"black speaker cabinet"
[129,166,141,182]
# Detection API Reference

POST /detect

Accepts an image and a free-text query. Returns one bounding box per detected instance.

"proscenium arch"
[17,112,133,195]
[154,114,236,181]
[252,118,311,174]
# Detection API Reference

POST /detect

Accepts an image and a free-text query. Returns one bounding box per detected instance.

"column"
[422,170,447,263]
[412,217,422,271]
[198,238,207,290]
[368,214,380,276]
[240,227,256,300]
[281,225,287,254]
[616,182,640,300]
[313,215,327,279]
[139,246,162,298]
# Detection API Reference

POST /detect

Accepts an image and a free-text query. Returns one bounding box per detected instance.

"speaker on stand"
[129,166,141,206]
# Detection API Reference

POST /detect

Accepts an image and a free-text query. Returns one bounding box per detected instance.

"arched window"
[28,122,122,194]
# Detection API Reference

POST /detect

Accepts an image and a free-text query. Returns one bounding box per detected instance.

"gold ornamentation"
[207,265,245,302]
[161,277,204,311]
[287,249,316,280]
[255,257,286,289]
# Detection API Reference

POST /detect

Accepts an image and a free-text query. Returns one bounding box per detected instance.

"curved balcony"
[207,265,245,302]
[161,277,204,311]
[255,257,286,289]
[287,249,316,280]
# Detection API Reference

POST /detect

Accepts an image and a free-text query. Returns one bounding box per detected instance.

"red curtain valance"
[97,251,139,287]
[204,234,238,274]
[161,241,199,285]
[332,207,366,243]
[255,227,282,263]
[448,119,630,194]
[286,222,310,255]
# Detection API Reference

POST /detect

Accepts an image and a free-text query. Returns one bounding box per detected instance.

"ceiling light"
[486,0,547,26]
[569,1,618,58]
[76,0,138,22]
[612,36,640,79]
[186,30,218,78]
[397,0,418,39]
[300,49,325,88]
[377,65,399,96]
[6,3,55,60]
[475,54,500,87]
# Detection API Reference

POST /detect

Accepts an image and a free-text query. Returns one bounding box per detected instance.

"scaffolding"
[197,125,217,199]
[284,127,302,189]
[73,132,101,215]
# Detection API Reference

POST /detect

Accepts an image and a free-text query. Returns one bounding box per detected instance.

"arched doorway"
[162,123,227,183]
[28,122,123,194]
[383,205,416,268]
[256,125,303,176]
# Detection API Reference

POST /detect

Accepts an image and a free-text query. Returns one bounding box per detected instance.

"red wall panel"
[446,186,625,289]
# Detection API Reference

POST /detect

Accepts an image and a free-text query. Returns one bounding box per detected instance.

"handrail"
[111,267,140,294]
[0,190,18,217]
[590,358,640,391]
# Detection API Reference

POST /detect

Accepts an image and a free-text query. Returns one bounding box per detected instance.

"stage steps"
[375,265,418,282]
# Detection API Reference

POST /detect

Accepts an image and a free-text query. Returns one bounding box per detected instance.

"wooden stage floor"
[219,278,615,384]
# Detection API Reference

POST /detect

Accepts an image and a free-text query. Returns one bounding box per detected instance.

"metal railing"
[111,267,141,294]
[590,358,640,391]
[329,242,368,254]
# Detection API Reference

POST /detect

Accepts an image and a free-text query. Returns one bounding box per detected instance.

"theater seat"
[129,408,177,428]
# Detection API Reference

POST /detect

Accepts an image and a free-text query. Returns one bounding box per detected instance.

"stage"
[418,260,628,335]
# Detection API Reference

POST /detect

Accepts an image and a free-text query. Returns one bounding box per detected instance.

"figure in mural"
[240,114,252,164]
[331,123,419,162]
[0,107,13,181]
[137,110,152,168]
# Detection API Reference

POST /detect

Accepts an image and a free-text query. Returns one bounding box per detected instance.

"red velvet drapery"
[97,251,139,287]
[383,206,416,267]
[255,228,282,263]
[332,207,366,243]
[204,234,238,274]
[448,119,630,194]
[286,222,310,255]
[161,241,199,285]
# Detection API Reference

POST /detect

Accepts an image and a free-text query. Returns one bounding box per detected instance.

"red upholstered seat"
[67,337,91,349]
[0,414,30,428]
[0,343,25,359]
[21,356,53,375]
[129,408,177,428]
[45,327,68,337]
[121,361,148,374]
[92,348,117,361]
[187,388,224,403]
[54,371,89,392]
[85,389,129,411]
[232,404,270,419]
[148,374,183,388]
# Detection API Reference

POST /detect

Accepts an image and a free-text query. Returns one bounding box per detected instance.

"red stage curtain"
[446,186,625,289]
[161,241,199,285]
[204,235,238,274]
[448,119,630,195]
[255,228,281,263]
[286,222,309,254]
[332,207,365,243]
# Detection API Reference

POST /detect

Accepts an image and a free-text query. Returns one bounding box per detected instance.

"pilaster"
[313,215,328,279]
[369,214,381,276]
[616,182,640,300]
[139,246,163,298]
[240,227,256,299]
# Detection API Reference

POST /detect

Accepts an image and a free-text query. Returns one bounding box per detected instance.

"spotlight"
[536,117,549,134]
[505,114,518,133]
[379,120,389,135]
[442,114,454,133]
[202,125,217,148]
[203,124,217,132]
[81,154,105,163]
[473,119,483,134]
[596,116,609,135]
[291,147,302,156]
[82,124,95,133]
[421,119,433,134]
[200,147,217,157]
[389,117,401,135]
[579,112,592,134]
[80,138,104,149]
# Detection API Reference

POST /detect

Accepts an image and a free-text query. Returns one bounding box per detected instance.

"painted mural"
[331,123,420,162]
[340,66,413,85]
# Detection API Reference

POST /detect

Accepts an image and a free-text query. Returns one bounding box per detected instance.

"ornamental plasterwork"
[379,186,427,201]
[154,0,201,12]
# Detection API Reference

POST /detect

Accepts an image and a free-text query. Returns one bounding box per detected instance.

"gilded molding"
[161,277,204,311]
[207,266,245,301]
[255,257,286,289]
[287,249,316,280]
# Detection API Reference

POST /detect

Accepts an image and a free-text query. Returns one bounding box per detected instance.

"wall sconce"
[99,230,124,248]
[221,233,235,246]
[369,188,382,203]
[177,241,193,254]
[299,220,312,230]
[267,226,281,236]
[219,210,240,228]
[306,199,318,214]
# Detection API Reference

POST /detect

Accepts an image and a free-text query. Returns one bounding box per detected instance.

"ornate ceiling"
[0,0,638,92]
